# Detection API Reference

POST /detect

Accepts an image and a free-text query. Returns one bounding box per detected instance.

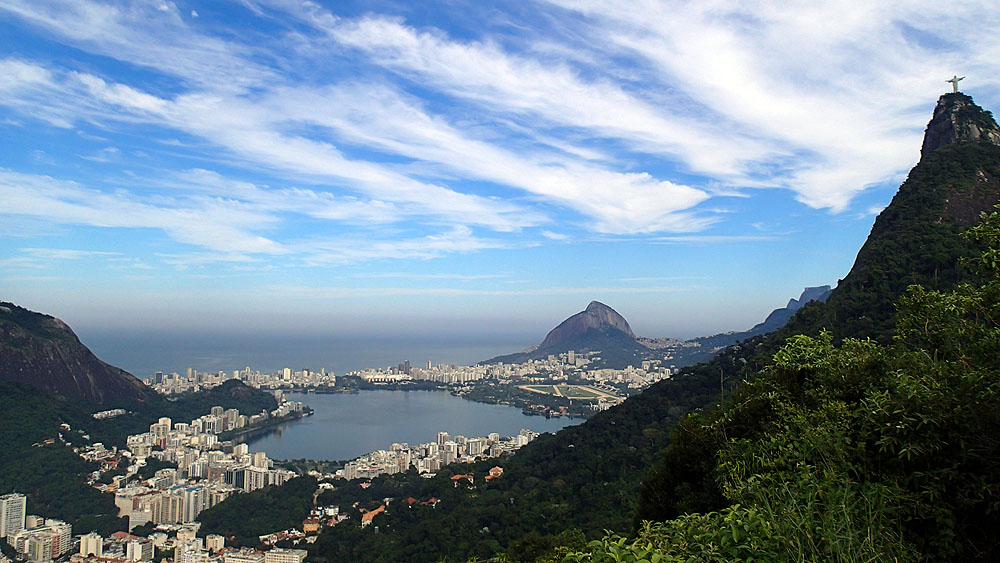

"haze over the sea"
[82,329,533,379]
[3,1,1000,342]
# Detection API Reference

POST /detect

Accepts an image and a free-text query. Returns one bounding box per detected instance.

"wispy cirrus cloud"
[0,0,719,235]
[0,168,286,254]
[0,58,543,232]
[21,248,121,260]
[321,14,772,178]
[540,1,1000,209]
[298,226,509,265]
[0,168,511,266]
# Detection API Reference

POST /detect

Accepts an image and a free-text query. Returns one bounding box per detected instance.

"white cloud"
[3,0,1000,264]
[262,82,711,232]
[541,230,570,241]
[323,15,772,178]
[22,248,121,259]
[0,0,275,91]
[0,57,545,232]
[299,226,508,264]
[0,169,519,265]
[541,0,1000,209]
[0,169,286,254]
[0,2,721,235]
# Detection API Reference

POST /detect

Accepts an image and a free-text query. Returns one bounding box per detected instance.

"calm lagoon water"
[239,390,578,461]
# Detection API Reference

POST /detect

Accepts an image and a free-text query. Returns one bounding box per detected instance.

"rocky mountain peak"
[921,92,1000,160]
[539,301,634,349]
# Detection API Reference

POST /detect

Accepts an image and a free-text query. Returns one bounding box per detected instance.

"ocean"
[79,330,535,378]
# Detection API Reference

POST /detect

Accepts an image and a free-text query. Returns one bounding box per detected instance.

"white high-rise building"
[0,493,26,538]
[264,548,307,563]
[126,538,155,561]
[80,532,103,557]
[205,534,225,553]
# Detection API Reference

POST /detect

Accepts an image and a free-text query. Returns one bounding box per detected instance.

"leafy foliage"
[777,141,1000,346]
[594,210,1000,562]
[196,476,318,546]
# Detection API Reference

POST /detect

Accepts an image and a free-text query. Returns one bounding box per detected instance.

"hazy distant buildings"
[338,428,538,480]
[149,365,335,395]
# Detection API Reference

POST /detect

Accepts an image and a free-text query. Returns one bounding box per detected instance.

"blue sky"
[2,0,1000,345]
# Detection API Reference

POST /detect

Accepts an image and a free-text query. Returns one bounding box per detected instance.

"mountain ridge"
[774,92,1000,345]
[303,92,1000,562]
[0,301,150,404]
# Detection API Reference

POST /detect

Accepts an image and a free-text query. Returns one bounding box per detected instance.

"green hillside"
[573,208,1000,562]
[297,94,1000,562]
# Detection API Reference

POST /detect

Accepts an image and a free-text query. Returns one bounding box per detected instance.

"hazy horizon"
[3,2,1000,339]
[76,287,801,377]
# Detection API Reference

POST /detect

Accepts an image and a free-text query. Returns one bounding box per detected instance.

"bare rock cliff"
[921,92,1000,159]
[0,301,150,404]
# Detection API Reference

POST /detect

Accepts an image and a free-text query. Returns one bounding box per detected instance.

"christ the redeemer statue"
[947,75,965,93]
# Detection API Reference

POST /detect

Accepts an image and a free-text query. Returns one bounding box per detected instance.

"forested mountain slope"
[304,93,1000,562]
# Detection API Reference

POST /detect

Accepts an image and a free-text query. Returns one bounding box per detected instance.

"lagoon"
[239,390,579,461]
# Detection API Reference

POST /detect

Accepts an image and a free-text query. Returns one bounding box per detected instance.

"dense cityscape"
[0,333,689,563]
[147,349,683,418]
[4,3,997,558]
[1,388,545,563]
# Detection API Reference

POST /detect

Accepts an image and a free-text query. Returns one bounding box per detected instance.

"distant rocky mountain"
[539,301,635,348]
[644,285,833,367]
[744,285,832,336]
[0,301,150,404]
[485,290,835,370]
[484,301,647,369]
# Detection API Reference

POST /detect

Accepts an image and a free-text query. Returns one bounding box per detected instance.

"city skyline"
[3,1,1000,343]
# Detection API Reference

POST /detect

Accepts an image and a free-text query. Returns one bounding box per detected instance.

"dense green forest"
[197,476,318,546]
[776,141,1000,345]
[566,208,1000,562]
[0,382,126,534]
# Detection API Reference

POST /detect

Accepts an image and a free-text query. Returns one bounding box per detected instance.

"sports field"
[519,384,618,400]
